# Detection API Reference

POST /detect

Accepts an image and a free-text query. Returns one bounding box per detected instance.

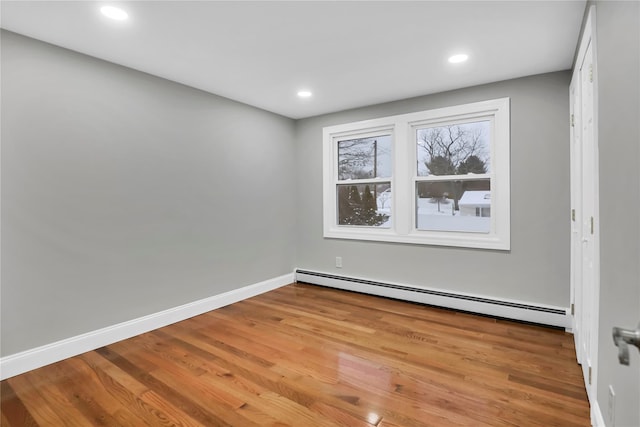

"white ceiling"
[1,1,586,119]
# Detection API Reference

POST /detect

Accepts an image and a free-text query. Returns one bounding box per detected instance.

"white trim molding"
[0,273,294,380]
[296,269,570,329]
[592,400,605,427]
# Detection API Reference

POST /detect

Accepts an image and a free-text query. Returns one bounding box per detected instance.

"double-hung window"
[323,98,510,250]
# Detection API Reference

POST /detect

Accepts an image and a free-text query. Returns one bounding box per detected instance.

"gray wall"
[1,31,297,356]
[592,1,640,426]
[295,72,571,307]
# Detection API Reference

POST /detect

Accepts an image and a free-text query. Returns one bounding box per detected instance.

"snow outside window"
[323,98,510,250]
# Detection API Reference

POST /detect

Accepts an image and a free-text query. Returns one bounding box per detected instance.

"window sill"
[324,228,510,251]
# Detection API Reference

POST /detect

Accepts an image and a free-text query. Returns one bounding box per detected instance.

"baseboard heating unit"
[295,269,570,329]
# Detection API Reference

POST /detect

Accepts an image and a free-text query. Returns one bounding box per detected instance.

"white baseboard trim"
[592,400,606,427]
[296,269,570,329]
[0,273,294,380]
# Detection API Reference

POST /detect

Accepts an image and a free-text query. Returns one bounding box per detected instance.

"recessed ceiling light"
[101,6,128,21]
[448,54,469,64]
[297,90,313,98]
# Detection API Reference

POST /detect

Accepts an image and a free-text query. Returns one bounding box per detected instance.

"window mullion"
[415,173,491,183]
[394,122,410,235]
[336,178,390,185]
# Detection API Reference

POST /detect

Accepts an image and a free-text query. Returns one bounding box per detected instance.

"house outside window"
[323,98,510,250]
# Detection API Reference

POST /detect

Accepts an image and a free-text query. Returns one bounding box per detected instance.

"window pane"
[416,179,490,233]
[417,121,491,176]
[337,183,391,227]
[338,135,392,180]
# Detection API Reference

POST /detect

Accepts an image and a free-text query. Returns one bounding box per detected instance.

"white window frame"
[323,98,510,250]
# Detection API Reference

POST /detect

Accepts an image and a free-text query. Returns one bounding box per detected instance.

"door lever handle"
[612,323,640,365]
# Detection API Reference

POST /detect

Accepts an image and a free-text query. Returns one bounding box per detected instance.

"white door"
[570,7,599,412]
[579,39,598,403]
[569,73,583,363]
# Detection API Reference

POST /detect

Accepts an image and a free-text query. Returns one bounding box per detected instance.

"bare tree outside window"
[417,121,490,176]
[338,135,391,180]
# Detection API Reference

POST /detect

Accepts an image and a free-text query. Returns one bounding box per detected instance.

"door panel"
[580,39,597,402]
[569,74,583,363]
[571,18,599,410]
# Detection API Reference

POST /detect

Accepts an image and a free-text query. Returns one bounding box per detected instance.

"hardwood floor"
[1,283,590,426]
